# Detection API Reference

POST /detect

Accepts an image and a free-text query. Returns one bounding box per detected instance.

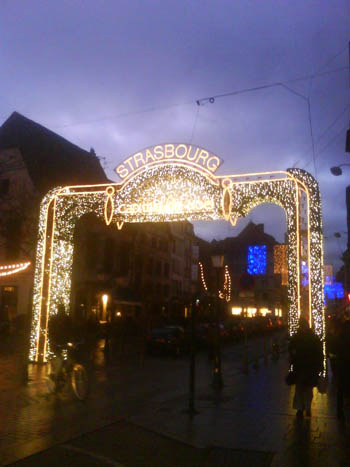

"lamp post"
[330,166,350,292]
[187,296,199,416]
[101,294,109,322]
[211,254,224,390]
[330,164,350,177]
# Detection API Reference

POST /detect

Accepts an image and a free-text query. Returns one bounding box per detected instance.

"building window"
[1,285,17,321]
[247,245,267,275]
[172,280,182,296]
[119,241,130,276]
[103,238,115,273]
[86,232,100,268]
[164,263,169,278]
[172,259,180,274]
[5,218,22,260]
[147,258,153,275]
[0,179,9,196]
[163,284,169,297]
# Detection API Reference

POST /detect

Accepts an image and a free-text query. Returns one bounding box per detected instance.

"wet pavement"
[0,331,349,466]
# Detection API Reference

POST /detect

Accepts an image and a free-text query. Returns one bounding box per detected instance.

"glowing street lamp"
[330,164,350,176]
[101,294,109,323]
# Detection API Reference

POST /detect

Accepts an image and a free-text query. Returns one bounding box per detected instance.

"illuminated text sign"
[119,196,215,216]
[115,143,222,179]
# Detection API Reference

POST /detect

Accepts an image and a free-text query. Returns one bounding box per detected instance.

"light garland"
[288,168,326,372]
[0,261,31,277]
[198,262,208,292]
[274,245,288,286]
[28,156,325,364]
[29,186,106,362]
[219,265,231,302]
[228,175,300,334]
[114,165,222,224]
[199,261,231,302]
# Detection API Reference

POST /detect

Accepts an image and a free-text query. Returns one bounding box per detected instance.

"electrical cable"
[47,65,349,130]
[303,123,349,170]
[189,105,200,144]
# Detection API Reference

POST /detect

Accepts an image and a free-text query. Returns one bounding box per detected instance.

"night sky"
[1,0,349,273]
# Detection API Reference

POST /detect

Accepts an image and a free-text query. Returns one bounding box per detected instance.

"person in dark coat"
[48,304,76,378]
[334,309,350,420]
[288,317,323,418]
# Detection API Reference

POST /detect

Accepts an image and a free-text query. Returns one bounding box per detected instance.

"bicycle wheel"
[70,363,89,400]
[46,374,56,394]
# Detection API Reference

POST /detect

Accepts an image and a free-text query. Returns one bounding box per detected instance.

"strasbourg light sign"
[119,197,215,215]
[115,143,223,179]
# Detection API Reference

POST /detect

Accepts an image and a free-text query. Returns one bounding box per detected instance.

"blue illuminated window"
[324,280,344,303]
[247,245,267,275]
[301,261,309,286]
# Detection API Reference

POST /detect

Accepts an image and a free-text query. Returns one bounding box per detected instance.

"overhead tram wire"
[47,65,349,131]
[303,123,350,172]
[300,102,350,170]
[306,45,350,178]
[52,101,194,129]
[195,66,349,106]
[189,105,200,144]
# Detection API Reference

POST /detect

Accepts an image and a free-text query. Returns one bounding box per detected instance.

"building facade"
[198,222,288,319]
[0,112,199,330]
[71,215,198,326]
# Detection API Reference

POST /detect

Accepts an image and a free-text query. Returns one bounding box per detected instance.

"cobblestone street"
[0,332,349,466]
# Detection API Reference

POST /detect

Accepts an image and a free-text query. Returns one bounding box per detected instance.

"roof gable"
[0,112,109,194]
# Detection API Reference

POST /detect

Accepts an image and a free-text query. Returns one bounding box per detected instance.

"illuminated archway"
[29,143,325,363]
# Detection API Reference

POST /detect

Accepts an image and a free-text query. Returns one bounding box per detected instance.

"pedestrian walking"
[288,317,323,418]
[334,309,350,420]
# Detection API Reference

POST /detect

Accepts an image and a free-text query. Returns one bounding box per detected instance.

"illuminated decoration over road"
[274,244,288,286]
[115,143,223,180]
[199,262,231,302]
[219,265,231,302]
[28,144,325,364]
[0,261,31,277]
[247,245,267,275]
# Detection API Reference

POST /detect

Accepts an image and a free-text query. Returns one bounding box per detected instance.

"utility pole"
[347,40,350,152]
[345,186,350,291]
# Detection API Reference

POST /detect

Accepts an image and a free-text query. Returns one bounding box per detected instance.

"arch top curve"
[114,163,222,223]
[114,143,223,184]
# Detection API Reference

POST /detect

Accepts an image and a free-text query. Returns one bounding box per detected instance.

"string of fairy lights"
[114,165,222,224]
[28,160,325,364]
[288,169,325,366]
[228,176,299,334]
[29,187,106,361]
[198,262,231,302]
[0,261,31,276]
[274,245,288,286]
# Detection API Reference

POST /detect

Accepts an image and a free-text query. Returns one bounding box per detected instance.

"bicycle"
[47,341,89,400]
